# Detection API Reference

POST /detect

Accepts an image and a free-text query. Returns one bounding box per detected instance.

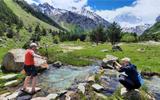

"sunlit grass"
[4,0,59,31]
[40,42,160,72]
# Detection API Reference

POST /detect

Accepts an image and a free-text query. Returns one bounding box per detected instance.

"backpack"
[138,72,144,85]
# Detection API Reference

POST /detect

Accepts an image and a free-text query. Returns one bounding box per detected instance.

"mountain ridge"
[32,3,110,30]
[122,24,151,35]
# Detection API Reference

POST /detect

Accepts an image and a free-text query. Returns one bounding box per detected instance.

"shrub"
[53,35,60,44]
[6,28,14,38]
[121,34,137,42]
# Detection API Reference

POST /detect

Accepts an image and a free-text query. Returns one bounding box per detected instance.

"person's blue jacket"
[119,63,144,85]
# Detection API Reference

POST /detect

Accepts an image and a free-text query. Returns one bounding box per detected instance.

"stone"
[112,45,123,52]
[4,80,18,87]
[105,55,118,61]
[0,74,17,81]
[92,84,104,91]
[98,69,105,75]
[121,88,155,100]
[0,38,3,42]
[0,97,7,100]
[103,69,118,78]
[1,49,48,72]
[122,89,142,100]
[1,49,25,72]
[24,87,41,93]
[46,93,58,99]
[17,95,32,100]
[87,75,95,82]
[6,91,19,100]
[0,92,11,97]
[95,92,107,99]
[120,87,128,96]
[52,61,62,68]
[58,90,67,96]
[78,83,86,94]
[65,91,76,100]
[0,92,11,100]
[31,97,49,100]
[137,48,145,52]
[101,55,118,69]
[101,49,109,52]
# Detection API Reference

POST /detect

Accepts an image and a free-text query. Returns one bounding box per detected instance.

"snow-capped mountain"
[122,24,151,35]
[156,16,160,22]
[114,12,143,27]
[32,3,110,30]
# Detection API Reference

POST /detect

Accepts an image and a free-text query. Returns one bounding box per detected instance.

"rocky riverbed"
[0,63,160,100]
[37,65,100,93]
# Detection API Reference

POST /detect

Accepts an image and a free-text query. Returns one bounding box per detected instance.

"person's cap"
[121,57,131,62]
[30,43,38,47]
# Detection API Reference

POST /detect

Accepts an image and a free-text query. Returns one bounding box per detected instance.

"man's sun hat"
[30,43,38,47]
[121,57,131,62]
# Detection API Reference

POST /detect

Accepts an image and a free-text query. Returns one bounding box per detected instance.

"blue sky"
[87,0,135,10]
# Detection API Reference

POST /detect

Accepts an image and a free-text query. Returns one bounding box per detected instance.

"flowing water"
[145,76,160,100]
[37,64,100,93]
[37,64,160,99]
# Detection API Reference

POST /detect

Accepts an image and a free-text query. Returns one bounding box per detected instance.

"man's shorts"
[24,65,37,77]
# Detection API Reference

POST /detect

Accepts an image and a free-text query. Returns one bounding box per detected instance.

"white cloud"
[26,0,39,5]
[25,0,160,27]
[33,0,88,10]
[95,0,160,27]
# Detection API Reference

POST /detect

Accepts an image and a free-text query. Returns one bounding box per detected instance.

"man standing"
[114,57,144,91]
[22,43,45,94]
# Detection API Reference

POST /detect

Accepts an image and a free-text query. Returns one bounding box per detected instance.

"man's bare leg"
[31,76,37,92]
[23,76,31,90]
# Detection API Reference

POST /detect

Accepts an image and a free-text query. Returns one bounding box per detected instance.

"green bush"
[6,28,14,38]
[53,35,60,44]
[121,34,136,42]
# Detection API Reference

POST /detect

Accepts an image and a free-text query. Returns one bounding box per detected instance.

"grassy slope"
[144,22,160,34]
[40,42,160,72]
[0,0,61,63]
[4,0,59,31]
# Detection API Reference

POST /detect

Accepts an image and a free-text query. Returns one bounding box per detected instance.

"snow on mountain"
[122,24,151,35]
[156,16,160,22]
[32,3,110,30]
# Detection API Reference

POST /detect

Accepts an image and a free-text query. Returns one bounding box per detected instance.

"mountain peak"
[39,3,54,9]
[34,3,110,30]
[156,16,160,22]
[122,24,151,35]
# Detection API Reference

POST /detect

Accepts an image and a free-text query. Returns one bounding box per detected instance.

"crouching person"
[114,57,144,91]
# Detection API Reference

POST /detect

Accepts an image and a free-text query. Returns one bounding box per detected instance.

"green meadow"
[1,41,160,72]
[38,41,160,72]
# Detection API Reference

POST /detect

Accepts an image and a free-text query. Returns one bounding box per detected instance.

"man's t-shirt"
[24,49,34,65]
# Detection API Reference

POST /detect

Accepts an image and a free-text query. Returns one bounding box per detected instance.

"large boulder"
[52,61,63,68]
[112,45,123,52]
[101,55,118,69]
[1,49,48,72]
[78,83,87,94]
